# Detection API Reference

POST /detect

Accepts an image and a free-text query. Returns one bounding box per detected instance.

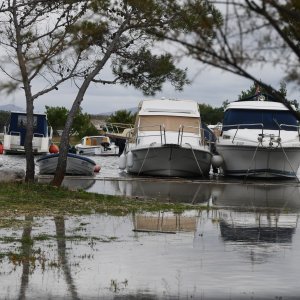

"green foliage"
[45,106,98,138]
[72,109,98,138]
[45,106,68,133]
[198,104,224,124]
[113,49,189,96]
[106,110,136,125]
[238,82,258,100]
[238,81,288,100]
[237,81,299,109]
[68,20,108,51]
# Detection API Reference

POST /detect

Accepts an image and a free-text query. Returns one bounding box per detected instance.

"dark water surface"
[1,155,300,299]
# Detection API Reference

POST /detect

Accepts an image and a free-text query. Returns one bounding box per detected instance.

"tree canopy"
[198,104,223,125]
[160,1,300,116]
[106,109,136,125]
[45,106,98,138]
[0,0,222,185]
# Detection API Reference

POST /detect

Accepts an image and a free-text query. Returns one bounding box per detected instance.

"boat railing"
[136,124,166,144]
[105,122,134,134]
[136,124,213,148]
[279,124,300,140]
[222,123,264,143]
[178,125,210,147]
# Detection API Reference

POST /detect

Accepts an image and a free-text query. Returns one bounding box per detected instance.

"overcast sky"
[1,55,298,115]
[1,1,299,116]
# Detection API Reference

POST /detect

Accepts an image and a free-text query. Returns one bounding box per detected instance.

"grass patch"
[0,182,209,217]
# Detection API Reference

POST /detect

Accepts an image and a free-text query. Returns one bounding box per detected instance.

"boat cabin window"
[85,136,110,146]
[17,115,37,129]
[138,116,200,133]
[223,109,298,131]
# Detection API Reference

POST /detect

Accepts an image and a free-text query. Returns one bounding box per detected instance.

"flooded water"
[1,154,300,299]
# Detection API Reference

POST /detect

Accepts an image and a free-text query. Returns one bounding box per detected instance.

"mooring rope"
[278,142,300,183]
[244,141,262,181]
[185,143,204,176]
[137,145,152,176]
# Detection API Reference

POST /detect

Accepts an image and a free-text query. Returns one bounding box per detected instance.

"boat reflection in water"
[133,211,199,234]
[38,176,96,190]
[92,179,213,204]
[211,182,300,256]
[211,181,300,210]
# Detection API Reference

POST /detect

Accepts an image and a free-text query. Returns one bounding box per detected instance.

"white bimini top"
[139,99,200,117]
[226,101,289,111]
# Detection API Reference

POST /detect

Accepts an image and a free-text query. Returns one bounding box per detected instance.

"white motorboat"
[216,94,300,178]
[75,135,119,156]
[37,153,96,175]
[119,99,212,177]
[3,111,53,154]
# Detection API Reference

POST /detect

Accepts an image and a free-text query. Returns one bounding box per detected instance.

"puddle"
[1,206,300,299]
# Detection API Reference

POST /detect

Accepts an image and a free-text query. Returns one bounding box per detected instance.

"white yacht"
[75,135,119,156]
[216,95,300,178]
[119,99,212,177]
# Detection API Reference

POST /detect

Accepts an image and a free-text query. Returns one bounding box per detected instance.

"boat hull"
[126,144,212,177]
[217,144,300,178]
[37,153,96,176]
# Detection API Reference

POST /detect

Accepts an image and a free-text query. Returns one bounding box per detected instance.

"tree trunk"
[51,93,87,186]
[12,0,35,182]
[51,33,119,186]
[24,99,35,182]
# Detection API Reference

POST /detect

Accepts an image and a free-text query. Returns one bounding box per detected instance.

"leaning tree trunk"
[50,108,76,186]
[51,35,118,186]
[51,88,88,186]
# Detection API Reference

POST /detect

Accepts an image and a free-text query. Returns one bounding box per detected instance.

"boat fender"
[211,155,223,168]
[126,151,134,168]
[0,142,3,155]
[49,143,59,154]
[94,165,101,173]
[119,153,127,169]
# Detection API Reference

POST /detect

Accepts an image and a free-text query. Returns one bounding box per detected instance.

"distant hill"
[0,104,25,112]
[93,107,138,116]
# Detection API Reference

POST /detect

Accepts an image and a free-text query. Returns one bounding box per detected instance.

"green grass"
[0,182,208,217]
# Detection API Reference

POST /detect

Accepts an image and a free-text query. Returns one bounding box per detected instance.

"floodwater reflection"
[211,181,300,210]
[87,178,212,204]
[1,204,300,298]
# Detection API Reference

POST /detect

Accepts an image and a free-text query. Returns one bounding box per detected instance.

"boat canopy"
[139,99,200,117]
[138,115,200,133]
[8,112,49,135]
[223,108,298,131]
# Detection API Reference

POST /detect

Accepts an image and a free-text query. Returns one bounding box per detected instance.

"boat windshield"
[138,116,200,133]
[223,109,299,131]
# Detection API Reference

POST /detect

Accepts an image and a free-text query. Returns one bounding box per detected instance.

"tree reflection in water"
[18,216,33,300]
[17,215,79,299]
[54,215,80,300]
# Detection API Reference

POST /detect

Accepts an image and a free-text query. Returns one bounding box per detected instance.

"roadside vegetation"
[0,182,210,219]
